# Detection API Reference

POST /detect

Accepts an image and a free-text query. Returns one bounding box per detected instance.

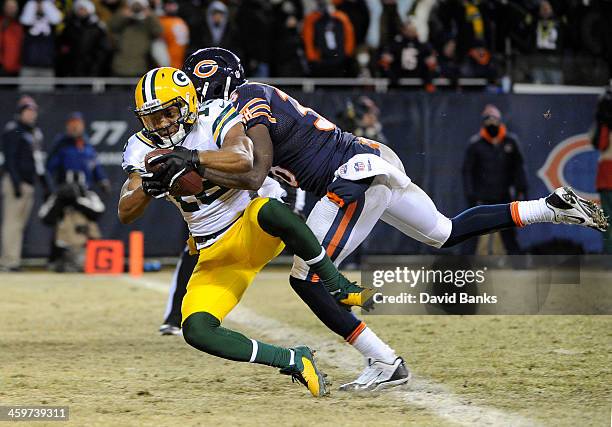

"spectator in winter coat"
[1,96,49,271]
[270,0,306,77]
[159,0,189,70]
[57,0,111,76]
[303,0,356,77]
[19,0,62,79]
[0,0,24,76]
[462,104,527,254]
[109,0,162,76]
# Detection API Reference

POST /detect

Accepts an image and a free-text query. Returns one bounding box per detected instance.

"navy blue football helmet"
[182,47,246,102]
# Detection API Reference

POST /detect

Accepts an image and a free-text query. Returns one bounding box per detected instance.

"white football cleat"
[545,187,608,232]
[339,357,410,392]
[159,324,182,336]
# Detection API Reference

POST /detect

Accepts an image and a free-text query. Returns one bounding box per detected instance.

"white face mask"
[156,123,187,148]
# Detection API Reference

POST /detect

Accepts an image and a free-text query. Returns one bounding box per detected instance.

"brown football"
[144,148,204,197]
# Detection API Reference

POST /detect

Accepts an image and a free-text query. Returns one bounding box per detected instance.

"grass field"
[1,270,611,426]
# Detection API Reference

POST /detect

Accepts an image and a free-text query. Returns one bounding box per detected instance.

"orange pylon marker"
[129,231,144,277]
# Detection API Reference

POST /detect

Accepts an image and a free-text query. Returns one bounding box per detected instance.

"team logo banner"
[538,133,599,203]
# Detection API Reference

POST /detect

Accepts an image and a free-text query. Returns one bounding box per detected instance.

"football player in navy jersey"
[176,48,607,391]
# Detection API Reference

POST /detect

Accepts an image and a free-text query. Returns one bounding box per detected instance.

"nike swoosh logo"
[564,215,585,224]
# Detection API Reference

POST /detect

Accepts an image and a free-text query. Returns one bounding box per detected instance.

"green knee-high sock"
[183,312,293,368]
[257,198,342,292]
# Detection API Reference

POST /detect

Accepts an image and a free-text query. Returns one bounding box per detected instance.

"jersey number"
[174,181,232,212]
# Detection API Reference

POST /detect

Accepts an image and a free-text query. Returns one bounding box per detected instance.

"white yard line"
[123,275,539,427]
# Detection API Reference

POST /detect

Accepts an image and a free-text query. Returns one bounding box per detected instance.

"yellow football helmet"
[134,67,198,148]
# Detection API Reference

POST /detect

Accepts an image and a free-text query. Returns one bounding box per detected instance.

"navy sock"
[442,204,515,248]
[289,276,361,339]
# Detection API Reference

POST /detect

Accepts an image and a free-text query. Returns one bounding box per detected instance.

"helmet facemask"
[136,97,193,148]
[199,76,233,102]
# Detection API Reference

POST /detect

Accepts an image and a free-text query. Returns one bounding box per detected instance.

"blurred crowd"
[0,0,611,85]
[1,96,109,272]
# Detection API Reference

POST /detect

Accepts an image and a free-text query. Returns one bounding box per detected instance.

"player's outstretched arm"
[118,173,153,224]
[201,124,273,190]
[147,122,258,185]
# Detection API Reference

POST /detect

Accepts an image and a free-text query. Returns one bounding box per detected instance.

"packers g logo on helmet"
[172,69,190,87]
[134,67,199,148]
[193,60,219,79]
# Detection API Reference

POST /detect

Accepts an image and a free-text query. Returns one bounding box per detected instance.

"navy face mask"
[486,124,500,137]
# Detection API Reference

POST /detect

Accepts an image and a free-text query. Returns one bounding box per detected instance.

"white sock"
[515,198,554,225]
[350,327,397,364]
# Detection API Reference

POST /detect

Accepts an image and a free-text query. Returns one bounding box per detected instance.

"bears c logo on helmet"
[194,60,219,78]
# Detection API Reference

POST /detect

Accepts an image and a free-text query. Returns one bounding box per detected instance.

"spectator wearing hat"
[19,0,62,81]
[0,0,24,76]
[462,104,527,254]
[57,0,111,77]
[46,112,110,191]
[44,112,108,271]
[108,0,162,76]
[187,1,239,59]
[1,96,49,271]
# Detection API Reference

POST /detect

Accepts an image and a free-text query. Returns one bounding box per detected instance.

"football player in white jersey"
[118,67,376,397]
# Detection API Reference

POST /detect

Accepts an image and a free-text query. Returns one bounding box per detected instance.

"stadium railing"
[0,77,607,94]
[0,77,489,93]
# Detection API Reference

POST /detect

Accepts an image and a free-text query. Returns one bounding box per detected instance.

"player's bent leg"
[290,182,393,308]
[182,312,329,397]
[289,275,409,391]
[287,184,409,391]
[289,276,361,338]
[257,197,374,308]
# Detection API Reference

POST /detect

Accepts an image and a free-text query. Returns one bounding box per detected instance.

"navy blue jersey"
[231,82,379,197]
